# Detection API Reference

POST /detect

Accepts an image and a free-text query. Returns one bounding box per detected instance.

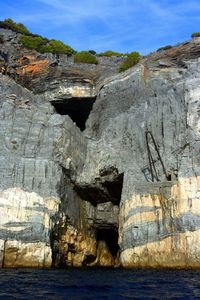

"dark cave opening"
[51,97,96,131]
[96,227,119,257]
[103,173,124,205]
[75,172,124,206]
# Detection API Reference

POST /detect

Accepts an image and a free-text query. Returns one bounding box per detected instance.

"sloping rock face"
[0,28,122,268]
[1,27,200,268]
[83,42,200,268]
[0,28,124,95]
[0,73,88,267]
[0,188,59,267]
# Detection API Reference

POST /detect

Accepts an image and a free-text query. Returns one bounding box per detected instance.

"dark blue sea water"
[0,268,200,299]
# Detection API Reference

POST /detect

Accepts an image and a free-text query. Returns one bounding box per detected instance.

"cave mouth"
[51,97,96,131]
[75,171,124,206]
[96,227,119,257]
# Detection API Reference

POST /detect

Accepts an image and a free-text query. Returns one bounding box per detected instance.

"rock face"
[83,42,200,268]
[0,188,59,267]
[0,27,200,268]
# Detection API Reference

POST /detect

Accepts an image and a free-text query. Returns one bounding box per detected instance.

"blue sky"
[1,0,200,54]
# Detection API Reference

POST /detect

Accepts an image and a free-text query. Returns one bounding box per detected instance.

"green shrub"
[0,18,30,35]
[191,32,200,38]
[19,35,76,55]
[157,45,172,51]
[98,50,125,57]
[19,35,46,50]
[16,22,30,35]
[74,51,98,64]
[38,43,54,53]
[47,39,76,55]
[0,18,76,55]
[88,50,96,55]
[119,51,140,72]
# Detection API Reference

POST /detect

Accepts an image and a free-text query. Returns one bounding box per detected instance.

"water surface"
[0,268,200,299]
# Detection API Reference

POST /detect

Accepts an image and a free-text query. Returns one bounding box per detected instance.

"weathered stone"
[81,49,200,268]
[1,27,200,268]
[96,240,115,267]
[4,240,52,268]
[0,28,124,94]
[0,188,60,267]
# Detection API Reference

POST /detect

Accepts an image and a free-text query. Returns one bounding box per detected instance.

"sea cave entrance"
[76,168,124,264]
[96,227,119,258]
[51,97,96,131]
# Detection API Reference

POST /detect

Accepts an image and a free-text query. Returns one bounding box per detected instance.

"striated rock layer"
[0,27,200,268]
[83,43,200,268]
[0,187,59,267]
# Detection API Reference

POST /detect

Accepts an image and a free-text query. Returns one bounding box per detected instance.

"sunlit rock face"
[0,188,60,268]
[1,27,200,268]
[0,73,87,268]
[0,28,124,94]
[53,224,117,268]
[83,43,200,268]
[119,177,200,268]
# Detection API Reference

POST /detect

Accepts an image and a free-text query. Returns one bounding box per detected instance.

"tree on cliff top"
[19,35,76,56]
[119,51,140,72]
[98,50,125,57]
[0,18,76,56]
[0,18,30,35]
[191,32,200,37]
[74,51,98,64]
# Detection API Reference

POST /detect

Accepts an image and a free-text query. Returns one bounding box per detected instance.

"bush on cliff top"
[0,18,76,55]
[157,45,172,52]
[88,50,96,55]
[191,32,200,38]
[19,35,76,55]
[98,50,125,57]
[0,18,30,35]
[74,51,98,64]
[47,39,76,55]
[119,51,140,72]
[19,35,46,50]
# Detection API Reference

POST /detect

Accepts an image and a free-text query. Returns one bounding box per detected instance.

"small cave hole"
[51,97,96,131]
[83,254,96,266]
[167,174,172,181]
[96,227,119,258]
[104,173,124,205]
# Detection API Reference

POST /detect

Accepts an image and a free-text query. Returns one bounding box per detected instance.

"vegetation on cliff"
[191,32,200,38]
[74,51,98,64]
[0,18,76,56]
[157,45,172,51]
[0,18,141,69]
[98,50,125,57]
[0,18,30,35]
[19,35,76,55]
[119,51,140,72]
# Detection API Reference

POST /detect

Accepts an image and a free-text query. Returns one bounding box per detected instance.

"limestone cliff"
[0,27,200,268]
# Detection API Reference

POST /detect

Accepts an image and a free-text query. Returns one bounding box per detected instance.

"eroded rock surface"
[1,27,200,268]
[82,43,200,268]
[0,71,89,267]
[0,187,59,267]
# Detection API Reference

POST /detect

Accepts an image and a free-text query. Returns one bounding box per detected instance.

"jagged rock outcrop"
[0,187,59,267]
[0,28,122,268]
[0,28,124,94]
[0,27,200,268]
[0,72,87,267]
